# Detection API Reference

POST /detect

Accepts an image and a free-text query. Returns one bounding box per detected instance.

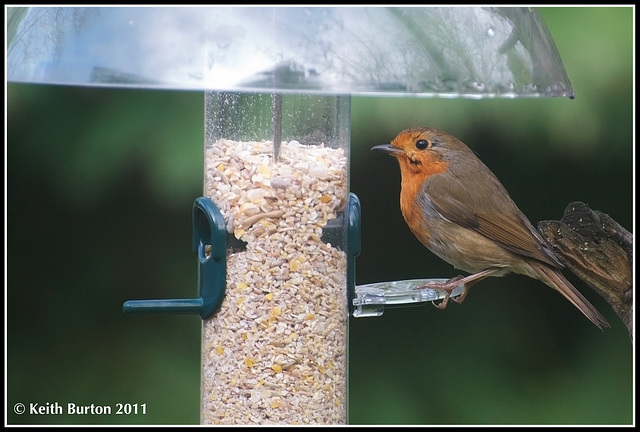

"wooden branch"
[537,202,633,339]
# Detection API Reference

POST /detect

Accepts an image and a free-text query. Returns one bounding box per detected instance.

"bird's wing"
[475,210,562,268]
[426,181,563,269]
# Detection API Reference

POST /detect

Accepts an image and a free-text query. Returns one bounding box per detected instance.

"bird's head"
[372,127,467,178]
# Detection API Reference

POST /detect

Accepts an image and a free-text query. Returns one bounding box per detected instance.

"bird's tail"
[529,261,610,329]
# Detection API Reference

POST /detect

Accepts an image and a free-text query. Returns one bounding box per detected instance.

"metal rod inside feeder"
[272,93,282,161]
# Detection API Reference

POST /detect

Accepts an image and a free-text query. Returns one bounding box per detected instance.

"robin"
[372,126,609,329]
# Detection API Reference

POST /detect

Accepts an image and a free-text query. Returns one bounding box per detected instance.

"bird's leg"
[417,268,501,309]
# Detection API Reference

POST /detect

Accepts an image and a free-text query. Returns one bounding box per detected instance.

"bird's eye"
[415,139,429,150]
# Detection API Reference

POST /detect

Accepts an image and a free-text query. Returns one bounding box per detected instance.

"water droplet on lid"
[464,80,486,92]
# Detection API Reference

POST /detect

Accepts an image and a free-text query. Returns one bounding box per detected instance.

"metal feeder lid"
[6,6,573,98]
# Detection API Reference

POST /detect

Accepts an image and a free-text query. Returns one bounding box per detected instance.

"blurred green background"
[6,7,633,425]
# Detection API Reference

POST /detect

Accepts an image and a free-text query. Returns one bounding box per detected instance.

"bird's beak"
[371,144,403,155]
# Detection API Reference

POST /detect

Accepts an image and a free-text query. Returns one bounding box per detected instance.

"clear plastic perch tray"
[353,279,465,317]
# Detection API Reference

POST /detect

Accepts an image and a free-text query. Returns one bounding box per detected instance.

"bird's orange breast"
[398,156,449,246]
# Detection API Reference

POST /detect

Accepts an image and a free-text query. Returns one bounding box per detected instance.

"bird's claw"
[424,276,471,309]
[432,297,450,310]
[418,272,482,310]
[430,286,457,310]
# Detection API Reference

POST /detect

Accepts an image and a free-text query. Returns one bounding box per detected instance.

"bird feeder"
[7,6,574,425]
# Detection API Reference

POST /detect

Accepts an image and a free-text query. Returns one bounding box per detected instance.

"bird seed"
[201,138,348,425]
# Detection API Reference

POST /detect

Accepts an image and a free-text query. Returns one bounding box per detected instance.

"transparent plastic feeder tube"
[201,91,350,425]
